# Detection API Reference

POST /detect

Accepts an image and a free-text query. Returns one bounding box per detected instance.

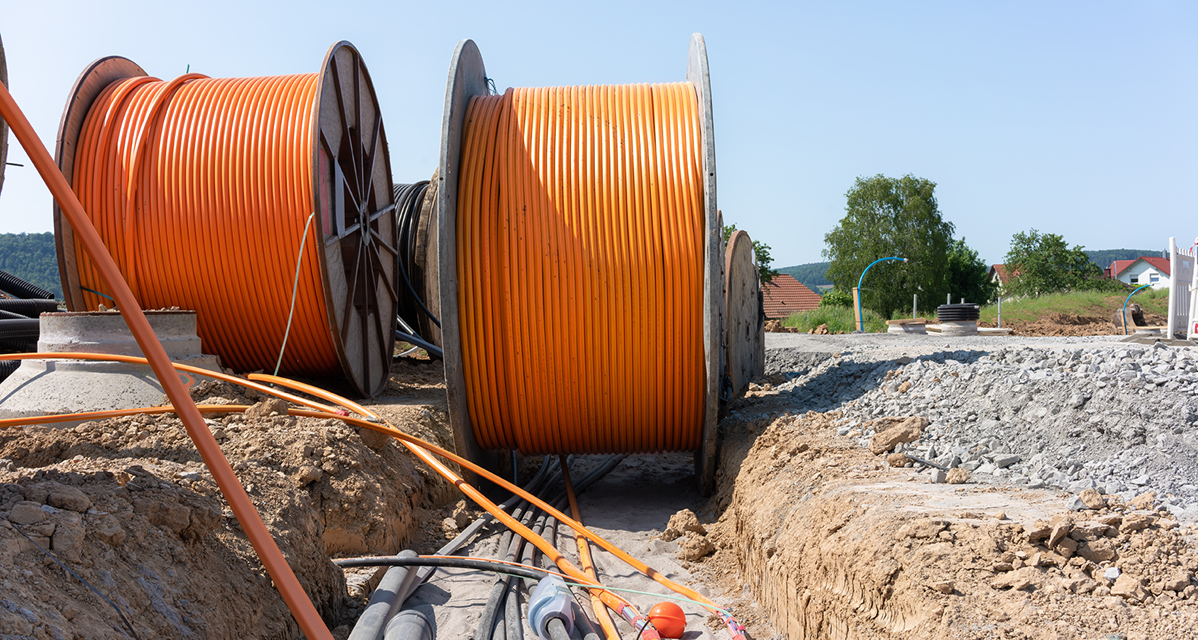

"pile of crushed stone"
[760,340,1198,522]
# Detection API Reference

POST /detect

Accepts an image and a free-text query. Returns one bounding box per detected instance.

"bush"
[819,288,853,308]
[781,306,887,334]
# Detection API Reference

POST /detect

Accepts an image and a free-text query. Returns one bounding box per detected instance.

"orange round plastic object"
[648,601,687,638]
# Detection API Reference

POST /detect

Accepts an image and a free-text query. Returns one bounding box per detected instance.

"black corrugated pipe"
[0,269,54,300]
[0,359,19,384]
[0,299,58,318]
[0,319,39,341]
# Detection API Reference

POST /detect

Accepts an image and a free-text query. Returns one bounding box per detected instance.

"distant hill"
[0,232,62,299]
[777,262,830,289]
[1084,249,1163,270]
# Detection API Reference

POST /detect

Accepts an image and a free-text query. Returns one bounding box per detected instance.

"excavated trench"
[3,341,1198,639]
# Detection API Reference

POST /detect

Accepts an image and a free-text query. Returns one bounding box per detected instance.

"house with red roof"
[1106,256,1170,289]
[988,264,1013,288]
[761,274,822,319]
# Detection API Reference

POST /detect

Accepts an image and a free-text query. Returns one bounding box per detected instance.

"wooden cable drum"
[52,42,398,397]
[437,35,724,493]
[724,229,765,408]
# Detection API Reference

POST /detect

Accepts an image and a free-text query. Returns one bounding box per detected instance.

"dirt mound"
[981,312,1167,337]
[695,409,1198,639]
[0,370,452,639]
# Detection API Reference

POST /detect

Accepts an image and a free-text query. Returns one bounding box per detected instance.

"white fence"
[1166,237,1196,339]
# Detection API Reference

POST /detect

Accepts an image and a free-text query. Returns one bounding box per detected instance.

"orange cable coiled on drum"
[457,82,705,455]
[70,73,338,375]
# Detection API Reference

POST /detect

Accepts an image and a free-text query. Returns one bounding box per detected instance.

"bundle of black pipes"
[0,269,58,383]
[339,455,623,640]
[392,182,442,360]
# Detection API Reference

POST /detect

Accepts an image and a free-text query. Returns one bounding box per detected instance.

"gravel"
[761,333,1198,522]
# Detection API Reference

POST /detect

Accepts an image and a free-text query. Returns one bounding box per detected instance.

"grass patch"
[979,287,1169,324]
[782,306,887,334]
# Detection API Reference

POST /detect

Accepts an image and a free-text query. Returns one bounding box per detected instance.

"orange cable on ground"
[69,72,339,377]
[0,85,336,640]
[561,455,621,640]
[457,83,706,455]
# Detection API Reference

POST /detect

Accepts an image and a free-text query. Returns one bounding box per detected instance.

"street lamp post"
[856,257,908,333]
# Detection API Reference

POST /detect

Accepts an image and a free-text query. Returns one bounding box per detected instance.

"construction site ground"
[2,332,1197,639]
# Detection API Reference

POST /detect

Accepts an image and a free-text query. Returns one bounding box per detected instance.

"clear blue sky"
[1,0,1194,267]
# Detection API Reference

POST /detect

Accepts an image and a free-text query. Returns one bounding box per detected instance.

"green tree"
[946,237,997,304]
[1003,229,1119,297]
[722,224,779,284]
[823,174,953,320]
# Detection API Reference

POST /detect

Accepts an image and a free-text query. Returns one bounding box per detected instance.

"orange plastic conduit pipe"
[561,455,621,639]
[68,72,337,376]
[457,83,705,455]
[0,85,335,639]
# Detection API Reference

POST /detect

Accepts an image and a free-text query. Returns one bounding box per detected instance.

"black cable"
[9,523,139,639]
[392,182,442,332]
[394,330,444,361]
[0,298,57,319]
[0,318,39,341]
[336,555,552,581]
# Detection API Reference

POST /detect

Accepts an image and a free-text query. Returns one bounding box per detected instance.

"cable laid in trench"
[0,352,747,639]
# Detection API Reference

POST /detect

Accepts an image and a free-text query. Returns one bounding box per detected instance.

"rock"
[295,465,323,487]
[929,580,954,594]
[946,468,970,484]
[1120,513,1152,534]
[1078,489,1106,510]
[1130,491,1156,510]
[664,509,707,538]
[1047,516,1072,547]
[675,533,715,562]
[1077,539,1117,563]
[1054,537,1078,559]
[244,398,289,420]
[134,498,192,535]
[1104,567,1122,582]
[450,501,473,530]
[92,514,126,546]
[928,468,947,484]
[1111,574,1147,602]
[868,417,927,455]
[50,512,85,563]
[897,381,912,394]
[886,453,912,468]
[357,426,391,451]
[1066,496,1087,511]
[993,454,1022,469]
[1163,571,1192,593]
[8,501,47,525]
[25,483,93,513]
[990,567,1042,591]
[1025,520,1051,543]
[809,323,829,335]
[898,519,946,539]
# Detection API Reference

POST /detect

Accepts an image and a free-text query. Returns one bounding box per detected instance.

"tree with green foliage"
[946,237,997,304]
[722,224,779,284]
[823,174,953,320]
[0,232,62,299]
[1003,229,1121,297]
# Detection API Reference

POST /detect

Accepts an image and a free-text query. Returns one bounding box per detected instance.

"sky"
[0,1,1194,268]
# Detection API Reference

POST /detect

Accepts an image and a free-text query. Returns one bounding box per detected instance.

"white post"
[913,294,918,319]
[997,296,1003,328]
[946,293,951,305]
[1168,237,1177,339]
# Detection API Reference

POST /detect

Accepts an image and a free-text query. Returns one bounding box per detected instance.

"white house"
[1108,256,1171,290]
